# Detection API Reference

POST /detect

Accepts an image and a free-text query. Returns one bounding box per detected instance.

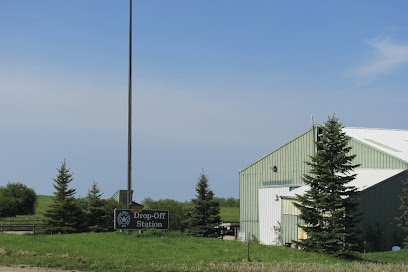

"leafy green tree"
[0,195,18,217]
[42,160,86,234]
[143,198,188,232]
[294,115,361,258]
[0,182,37,215]
[397,175,408,247]
[185,171,221,237]
[141,197,154,207]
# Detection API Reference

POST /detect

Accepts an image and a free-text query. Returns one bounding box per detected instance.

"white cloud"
[352,38,408,77]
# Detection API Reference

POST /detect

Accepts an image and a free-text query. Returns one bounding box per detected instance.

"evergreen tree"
[83,182,110,232]
[294,115,361,257]
[397,175,408,247]
[42,160,86,234]
[185,171,221,237]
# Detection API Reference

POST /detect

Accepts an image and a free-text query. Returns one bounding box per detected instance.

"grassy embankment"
[219,207,239,222]
[11,195,53,221]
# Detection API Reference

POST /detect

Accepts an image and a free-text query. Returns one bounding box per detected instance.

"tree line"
[43,163,225,237]
[0,159,231,238]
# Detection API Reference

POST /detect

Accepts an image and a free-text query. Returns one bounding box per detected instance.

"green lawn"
[0,232,407,272]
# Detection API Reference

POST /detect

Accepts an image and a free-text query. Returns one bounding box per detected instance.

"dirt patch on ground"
[0,266,81,272]
[1,232,34,236]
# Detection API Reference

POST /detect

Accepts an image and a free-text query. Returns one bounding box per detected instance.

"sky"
[1,1,408,203]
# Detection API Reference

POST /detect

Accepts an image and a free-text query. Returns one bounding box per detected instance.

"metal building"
[239,126,408,251]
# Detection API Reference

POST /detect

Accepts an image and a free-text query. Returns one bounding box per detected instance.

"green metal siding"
[349,138,408,169]
[356,171,408,251]
[281,214,300,244]
[240,128,316,239]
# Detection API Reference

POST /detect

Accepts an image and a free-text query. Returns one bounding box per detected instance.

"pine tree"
[185,171,221,237]
[397,176,408,247]
[294,115,361,257]
[42,160,86,234]
[84,182,110,232]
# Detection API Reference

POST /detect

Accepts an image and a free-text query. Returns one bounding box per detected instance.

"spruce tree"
[397,176,408,247]
[42,160,86,234]
[185,171,221,237]
[83,182,110,232]
[294,115,361,257]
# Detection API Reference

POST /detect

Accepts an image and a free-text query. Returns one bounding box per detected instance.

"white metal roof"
[343,127,408,162]
[282,168,406,198]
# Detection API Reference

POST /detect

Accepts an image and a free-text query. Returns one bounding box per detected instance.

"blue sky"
[1,1,408,202]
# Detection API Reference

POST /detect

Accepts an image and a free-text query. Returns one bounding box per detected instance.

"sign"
[238,232,246,242]
[114,209,169,230]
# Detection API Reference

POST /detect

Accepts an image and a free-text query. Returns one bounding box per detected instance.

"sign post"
[114,209,169,231]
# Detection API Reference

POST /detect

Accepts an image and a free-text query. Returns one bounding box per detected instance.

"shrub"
[0,182,37,215]
[0,195,18,217]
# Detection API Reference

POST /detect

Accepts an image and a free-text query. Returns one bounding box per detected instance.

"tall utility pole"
[127,0,133,209]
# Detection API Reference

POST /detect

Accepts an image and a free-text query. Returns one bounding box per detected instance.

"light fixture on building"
[272,166,277,172]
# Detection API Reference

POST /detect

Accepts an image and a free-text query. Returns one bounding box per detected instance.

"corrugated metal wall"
[258,186,291,245]
[282,197,300,216]
[356,171,408,251]
[240,128,316,240]
[281,214,300,244]
[349,138,408,169]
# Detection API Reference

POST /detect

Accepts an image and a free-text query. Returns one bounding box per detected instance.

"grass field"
[219,207,239,221]
[0,231,407,272]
